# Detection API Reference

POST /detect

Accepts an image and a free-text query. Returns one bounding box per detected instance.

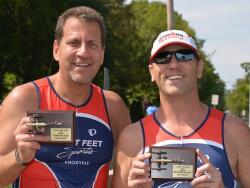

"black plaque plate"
[150,146,197,181]
[27,110,75,144]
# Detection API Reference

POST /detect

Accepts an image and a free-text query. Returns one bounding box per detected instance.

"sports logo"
[88,129,97,136]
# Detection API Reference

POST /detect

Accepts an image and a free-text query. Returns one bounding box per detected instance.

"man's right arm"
[0,83,48,186]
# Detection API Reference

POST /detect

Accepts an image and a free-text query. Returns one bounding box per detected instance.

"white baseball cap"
[150,30,198,63]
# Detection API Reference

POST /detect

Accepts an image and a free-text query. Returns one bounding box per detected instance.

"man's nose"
[168,54,179,67]
[77,43,90,57]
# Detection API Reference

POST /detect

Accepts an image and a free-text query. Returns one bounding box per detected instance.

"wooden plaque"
[27,110,75,144]
[150,146,197,181]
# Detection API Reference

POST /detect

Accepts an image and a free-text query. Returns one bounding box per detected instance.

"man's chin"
[71,77,91,85]
[165,88,184,96]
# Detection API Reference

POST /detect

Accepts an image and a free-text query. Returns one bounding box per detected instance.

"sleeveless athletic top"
[13,77,113,188]
[140,107,238,188]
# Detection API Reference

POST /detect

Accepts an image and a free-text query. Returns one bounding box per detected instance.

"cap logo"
[158,32,184,44]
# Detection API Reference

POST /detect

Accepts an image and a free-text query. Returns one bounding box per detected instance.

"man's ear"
[53,40,60,62]
[149,64,155,82]
[197,59,204,79]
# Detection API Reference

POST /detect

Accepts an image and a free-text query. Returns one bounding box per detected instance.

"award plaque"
[150,146,197,181]
[27,110,75,144]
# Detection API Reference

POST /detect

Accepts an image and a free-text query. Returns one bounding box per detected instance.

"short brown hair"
[55,6,106,48]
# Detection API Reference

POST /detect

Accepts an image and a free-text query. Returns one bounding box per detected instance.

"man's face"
[53,17,104,85]
[149,45,203,96]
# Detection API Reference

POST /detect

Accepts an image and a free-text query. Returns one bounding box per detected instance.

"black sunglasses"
[153,49,197,64]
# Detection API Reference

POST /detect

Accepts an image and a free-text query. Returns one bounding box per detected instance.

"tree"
[226,62,249,123]
[123,0,226,120]
[198,58,226,109]
[241,62,250,73]
[0,0,71,97]
[0,0,226,121]
[0,0,127,99]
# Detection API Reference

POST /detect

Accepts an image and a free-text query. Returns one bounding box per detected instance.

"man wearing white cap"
[112,30,250,187]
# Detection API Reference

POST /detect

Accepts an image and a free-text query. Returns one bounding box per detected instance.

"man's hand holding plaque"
[150,146,197,181]
[27,110,75,144]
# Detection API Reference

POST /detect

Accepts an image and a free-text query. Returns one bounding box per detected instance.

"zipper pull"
[180,136,184,146]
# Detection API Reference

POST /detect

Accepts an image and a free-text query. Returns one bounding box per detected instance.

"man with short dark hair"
[112,30,250,188]
[0,6,130,188]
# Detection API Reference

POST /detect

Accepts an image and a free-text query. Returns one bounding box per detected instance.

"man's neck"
[156,94,208,136]
[49,74,92,106]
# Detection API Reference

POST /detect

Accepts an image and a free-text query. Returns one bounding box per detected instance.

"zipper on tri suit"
[75,107,78,142]
[180,136,184,146]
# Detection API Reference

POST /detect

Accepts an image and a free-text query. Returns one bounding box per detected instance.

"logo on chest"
[57,128,103,160]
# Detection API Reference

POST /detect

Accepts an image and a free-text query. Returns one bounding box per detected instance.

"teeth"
[74,63,89,67]
[168,75,183,80]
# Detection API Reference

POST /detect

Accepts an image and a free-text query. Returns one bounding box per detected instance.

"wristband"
[15,148,32,166]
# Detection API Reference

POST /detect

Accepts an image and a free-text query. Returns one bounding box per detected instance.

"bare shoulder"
[224,114,249,143]
[2,82,38,112]
[103,90,126,106]
[103,90,131,120]
[0,82,38,153]
[223,113,250,180]
[103,90,131,142]
[117,122,144,157]
[224,114,249,153]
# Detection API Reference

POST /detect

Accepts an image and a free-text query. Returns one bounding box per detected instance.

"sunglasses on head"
[152,49,197,64]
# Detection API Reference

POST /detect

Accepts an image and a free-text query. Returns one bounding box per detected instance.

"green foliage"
[226,63,249,120]
[0,0,226,121]
[0,0,63,98]
[3,72,19,97]
[241,62,250,73]
[198,59,226,109]
[126,82,158,105]
[0,0,112,99]
[123,0,226,119]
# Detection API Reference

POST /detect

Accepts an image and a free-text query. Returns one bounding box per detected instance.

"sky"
[125,0,250,90]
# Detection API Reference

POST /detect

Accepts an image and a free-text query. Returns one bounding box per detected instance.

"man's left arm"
[104,90,131,143]
[224,115,250,187]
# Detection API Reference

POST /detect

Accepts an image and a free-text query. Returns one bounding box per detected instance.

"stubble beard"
[162,82,186,96]
[70,71,93,85]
